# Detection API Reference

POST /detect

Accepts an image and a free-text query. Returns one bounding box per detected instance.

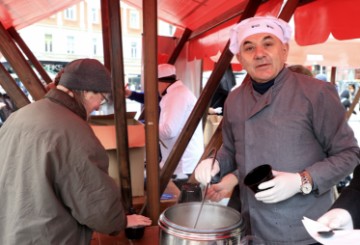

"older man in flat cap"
[195,16,359,244]
[0,59,151,244]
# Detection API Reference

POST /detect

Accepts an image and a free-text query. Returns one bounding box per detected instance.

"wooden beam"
[106,0,133,211]
[101,0,111,70]
[8,27,52,85]
[189,1,248,40]
[158,0,263,198]
[188,120,223,184]
[278,0,300,22]
[0,22,46,101]
[298,0,316,7]
[330,66,336,85]
[167,28,192,65]
[142,0,160,223]
[0,63,30,108]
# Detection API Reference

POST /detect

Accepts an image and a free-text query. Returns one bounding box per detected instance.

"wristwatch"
[300,171,312,195]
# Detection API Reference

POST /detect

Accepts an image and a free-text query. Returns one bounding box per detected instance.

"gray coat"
[217,68,359,244]
[0,89,126,245]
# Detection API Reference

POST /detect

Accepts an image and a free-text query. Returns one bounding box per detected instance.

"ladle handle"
[193,149,218,229]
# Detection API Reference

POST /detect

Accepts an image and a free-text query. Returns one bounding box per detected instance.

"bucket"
[158,202,245,244]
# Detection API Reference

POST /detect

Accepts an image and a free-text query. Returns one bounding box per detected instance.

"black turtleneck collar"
[251,78,275,95]
[45,89,87,121]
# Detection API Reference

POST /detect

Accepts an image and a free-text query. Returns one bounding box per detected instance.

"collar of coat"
[45,89,87,121]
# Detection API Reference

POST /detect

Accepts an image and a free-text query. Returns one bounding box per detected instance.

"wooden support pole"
[330,66,336,85]
[8,27,53,85]
[142,0,160,223]
[106,0,133,211]
[0,62,30,108]
[189,2,247,40]
[100,0,111,70]
[188,120,223,183]
[167,28,192,65]
[0,22,46,101]
[278,0,300,21]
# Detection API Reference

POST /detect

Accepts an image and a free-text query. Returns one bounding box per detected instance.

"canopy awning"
[294,0,360,46]
[1,0,360,46]
[1,0,360,68]
[0,0,82,30]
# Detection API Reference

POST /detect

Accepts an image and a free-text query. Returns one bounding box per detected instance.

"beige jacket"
[0,89,126,245]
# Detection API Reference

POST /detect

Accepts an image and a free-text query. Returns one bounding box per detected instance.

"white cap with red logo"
[229,16,292,55]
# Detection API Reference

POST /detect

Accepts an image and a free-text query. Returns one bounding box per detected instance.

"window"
[67,36,75,54]
[168,25,174,35]
[91,7,99,23]
[93,38,97,55]
[129,10,140,29]
[64,6,76,20]
[44,34,53,53]
[130,42,137,58]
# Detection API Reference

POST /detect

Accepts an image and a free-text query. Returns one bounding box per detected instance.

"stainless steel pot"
[158,202,245,244]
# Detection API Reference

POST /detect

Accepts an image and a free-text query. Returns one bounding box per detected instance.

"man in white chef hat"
[157,63,204,190]
[195,16,359,244]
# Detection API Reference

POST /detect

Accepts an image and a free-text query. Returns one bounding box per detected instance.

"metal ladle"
[193,149,218,229]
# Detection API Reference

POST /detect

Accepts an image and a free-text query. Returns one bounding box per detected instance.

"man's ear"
[236,53,242,65]
[282,43,289,61]
[284,43,289,53]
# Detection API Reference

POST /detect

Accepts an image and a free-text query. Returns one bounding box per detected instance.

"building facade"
[18,0,144,83]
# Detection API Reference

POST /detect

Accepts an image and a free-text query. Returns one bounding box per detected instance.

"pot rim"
[158,202,245,234]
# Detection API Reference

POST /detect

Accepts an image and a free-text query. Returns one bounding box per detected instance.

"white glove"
[194,158,220,186]
[317,208,354,230]
[255,170,301,203]
[213,107,222,114]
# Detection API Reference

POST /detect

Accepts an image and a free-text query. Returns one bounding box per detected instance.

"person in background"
[208,65,236,115]
[194,16,359,244]
[288,64,313,77]
[126,64,204,189]
[0,90,17,126]
[0,59,151,244]
[125,81,162,162]
[349,84,356,99]
[157,63,204,189]
[317,164,360,230]
[125,84,145,104]
[125,82,161,122]
[315,73,328,82]
[340,84,357,115]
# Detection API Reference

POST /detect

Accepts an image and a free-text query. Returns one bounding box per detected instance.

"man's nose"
[254,47,266,59]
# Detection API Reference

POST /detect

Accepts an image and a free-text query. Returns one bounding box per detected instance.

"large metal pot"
[158,202,245,244]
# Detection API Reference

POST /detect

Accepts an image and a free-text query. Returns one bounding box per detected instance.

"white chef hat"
[158,64,176,79]
[229,16,292,55]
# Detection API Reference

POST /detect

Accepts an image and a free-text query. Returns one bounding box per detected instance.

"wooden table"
[91,226,159,245]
